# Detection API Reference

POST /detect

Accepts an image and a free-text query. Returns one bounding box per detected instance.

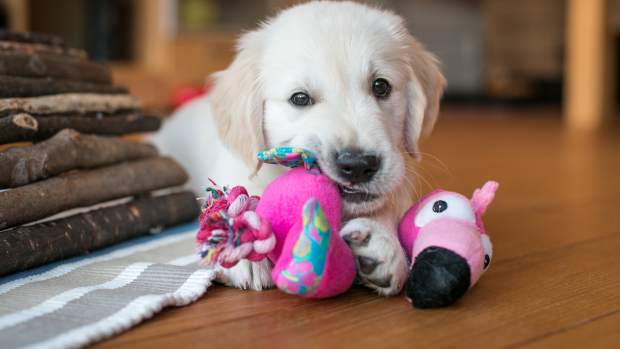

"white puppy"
[153,1,445,296]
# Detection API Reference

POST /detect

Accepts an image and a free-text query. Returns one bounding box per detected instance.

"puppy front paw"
[216,258,274,291]
[341,218,408,296]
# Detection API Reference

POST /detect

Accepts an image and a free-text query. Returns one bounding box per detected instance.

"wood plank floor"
[95,107,620,349]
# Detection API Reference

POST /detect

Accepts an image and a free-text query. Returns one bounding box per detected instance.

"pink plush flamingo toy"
[398,181,499,308]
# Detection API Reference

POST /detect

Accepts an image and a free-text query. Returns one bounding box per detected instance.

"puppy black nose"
[405,247,471,309]
[335,149,381,184]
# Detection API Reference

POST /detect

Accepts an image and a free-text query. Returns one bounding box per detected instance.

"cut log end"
[13,113,38,130]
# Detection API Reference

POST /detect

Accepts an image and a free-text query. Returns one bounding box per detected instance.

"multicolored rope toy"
[196,148,319,269]
[196,181,275,268]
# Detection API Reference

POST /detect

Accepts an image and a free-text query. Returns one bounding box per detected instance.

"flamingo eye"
[432,200,448,213]
[414,193,476,227]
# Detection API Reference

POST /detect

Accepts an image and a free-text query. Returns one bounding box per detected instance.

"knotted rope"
[196,147,319,269]
[196,183,275,268]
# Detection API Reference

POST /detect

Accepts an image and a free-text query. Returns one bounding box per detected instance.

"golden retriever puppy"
[154,1,445,295]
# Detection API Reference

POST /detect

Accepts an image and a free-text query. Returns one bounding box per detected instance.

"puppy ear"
[210,30,265,168]
[403,36,446,158]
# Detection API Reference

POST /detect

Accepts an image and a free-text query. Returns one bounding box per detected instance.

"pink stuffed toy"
[197,147,356,298]
[398,181,498,308]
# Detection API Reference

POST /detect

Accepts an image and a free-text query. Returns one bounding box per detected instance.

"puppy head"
[210,1,445,215]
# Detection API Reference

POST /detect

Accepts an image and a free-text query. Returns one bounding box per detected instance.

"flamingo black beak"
[405,246,471,309]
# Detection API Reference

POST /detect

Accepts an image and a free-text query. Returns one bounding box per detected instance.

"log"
[32,113,162,140]
[0,113,38,142]
[0,129,158,188]
[0,30,66,47]
[0,75,127,98]
[0,93,141,117]
[0,112,161,144]
[0,156,189,229]
[0,41,86,59]
[0,191,200,277]
[0,50,112,84]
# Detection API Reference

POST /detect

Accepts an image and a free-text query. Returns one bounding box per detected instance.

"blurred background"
[1,0,618,130]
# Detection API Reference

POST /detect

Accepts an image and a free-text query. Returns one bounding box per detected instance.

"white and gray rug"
[0,222,215,349]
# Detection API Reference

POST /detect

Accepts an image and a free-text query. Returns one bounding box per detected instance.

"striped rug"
[0,221,215,349]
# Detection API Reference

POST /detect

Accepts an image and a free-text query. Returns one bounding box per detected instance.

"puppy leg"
[216,259,274,291]
[341,217,408,296]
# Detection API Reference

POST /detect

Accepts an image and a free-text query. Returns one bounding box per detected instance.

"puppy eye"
[372,78,391,99]
[289,92,313,107]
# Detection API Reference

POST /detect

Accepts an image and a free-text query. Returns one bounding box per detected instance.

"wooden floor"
[96,107,620,349]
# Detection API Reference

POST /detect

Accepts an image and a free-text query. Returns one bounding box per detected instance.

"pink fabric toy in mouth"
[196,147,356,298]
[398,181,499,308]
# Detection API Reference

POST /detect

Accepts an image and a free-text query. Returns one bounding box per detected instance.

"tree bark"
[0,112,161,144]
[0,41,86,59]
[0,30,66,47]
[0,93,141,117]
[0,129,158,188]
[0,50,112,84]
[0,156,189,229]
[32,113,162,140]
[0,191,200,277]
[0,75,127,98]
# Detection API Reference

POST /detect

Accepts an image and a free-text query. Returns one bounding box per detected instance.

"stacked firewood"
[0,31,200,276]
